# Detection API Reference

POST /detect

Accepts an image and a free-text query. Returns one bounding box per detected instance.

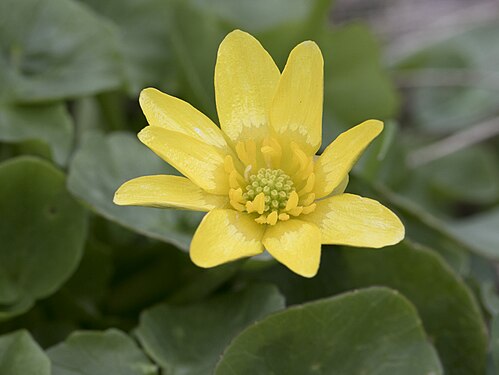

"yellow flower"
[114,30,404,278]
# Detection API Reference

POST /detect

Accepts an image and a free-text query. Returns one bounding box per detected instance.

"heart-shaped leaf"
[0,157,87,319]
[67,131,202,250]
[216,287,443,375]
[47,329,157,375]
[136,284,285,375]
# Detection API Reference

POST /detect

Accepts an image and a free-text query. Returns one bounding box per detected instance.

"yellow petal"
[314,120,383,198]
[138,126,228,194]
[139,88,228,150]
[263,219,322,278]
[215,30,280,144]
[303,193,404,247]
[270,41,323,155]
[114,175,227,211]
[191,209,265,267]
[331,174,349,196]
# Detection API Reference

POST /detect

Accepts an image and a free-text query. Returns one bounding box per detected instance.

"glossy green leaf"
[396,22,499,132]
[0,157,87,319]
[248,241,487,375]
[216,287,442,375]
[427,147,499,204]
[0,330,50,375]
[320,24,399,142]
[492,315,499,370]
[67,131,202,250]
[81,0,176,95]
[0,0,123,102]
[47,329,157,375]
[0,103,73,166]
[190,0,318,32]
[449,207,499,260]
[136,285,285,375]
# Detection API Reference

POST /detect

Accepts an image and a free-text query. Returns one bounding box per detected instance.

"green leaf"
[216,287,442,375]
[67,131,201,250]
[396,22,499,132]
[0,0,123,102]
[0,157,87,319]
[320,24,399,142]
[247,241,487,375]
[47,329,157,375]
[136,284,285,375]
[0,330,50,375]
[190,0,318,33]
[449,207,499,260]
[0,103,73,166]
[492,315,499,370]
[81,0,176,95]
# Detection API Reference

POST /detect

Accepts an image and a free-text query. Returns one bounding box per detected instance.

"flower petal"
[138,126,228,194]
[331,174,349,196]
[303,193,404,247]
[263,219,322,278]
[114,175,227,211]
[215,30,280,144]
[314,120,383,198]
[191,209,265,267]
[270,41,323,155]
[139,87,228,150]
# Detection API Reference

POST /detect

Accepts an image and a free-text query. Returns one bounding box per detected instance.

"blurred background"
[0,0,498,373]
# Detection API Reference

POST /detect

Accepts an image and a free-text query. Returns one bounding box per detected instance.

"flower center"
[243,168,295,213]
[225,138,318,225]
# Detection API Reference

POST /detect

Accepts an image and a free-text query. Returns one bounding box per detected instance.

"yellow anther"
[245,200,255,213]
[301,193,315,207]
[291,142,309,171]
[235,141,249,165]
[285,191,299,211]
[246,140,257,167]
[255,214,267,224]
[298,173,315,195]
[261,145,274,155]
[278,213,290,221]
[229,170,245,189]
[253,192,266,214]
[261,145,277,168]
[224,155,235,173]
[304,159,314,176]
[230,200,246,212]
[266,211,278,225]
[244,164,253,180]
[288,206,303,216]
[229,188,244,203]
[269,137,282,154]
[302,203,317,214]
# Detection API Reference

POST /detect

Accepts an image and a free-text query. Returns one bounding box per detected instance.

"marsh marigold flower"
[114,30,404,277]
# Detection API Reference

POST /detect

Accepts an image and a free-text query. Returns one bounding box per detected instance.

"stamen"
[230,200,246,211]
[266,211,278,225]
[302,203,317,214]
[301,193,315,207]
[229,170,245,189]
[285,191,299,211]
[244,165,252,180]
[298,173,315,195]
[255,214,267,224]
[253,192,266,215]
[235,142,250,165]
[278,213,290,221]
[291,142,309,171]
[288,206,303,216]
